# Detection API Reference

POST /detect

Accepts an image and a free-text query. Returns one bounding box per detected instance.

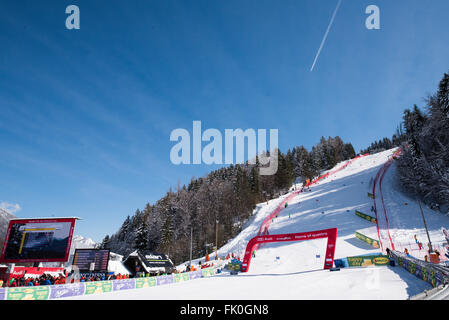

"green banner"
[174,273,190,283]
[355,231,380,249]
[227,262,242,271]
[85,281,113,295]
[202,268,215,277]
[7,286,50,300]
[355,210,377,224]
[136,277,157,289]
[347,255,390,267]
[368,192,374,199]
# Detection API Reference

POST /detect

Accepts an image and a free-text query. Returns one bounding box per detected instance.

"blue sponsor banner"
[49,283,85,299]
[189,270,203,280]
[113,278,136,291]
[0,288,5,300]
[156,274,174,286]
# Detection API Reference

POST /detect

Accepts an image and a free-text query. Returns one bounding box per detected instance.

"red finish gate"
[240,228,338,272]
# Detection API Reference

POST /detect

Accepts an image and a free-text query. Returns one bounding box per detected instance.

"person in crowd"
[9,278,17,287]
[443,228,449,246]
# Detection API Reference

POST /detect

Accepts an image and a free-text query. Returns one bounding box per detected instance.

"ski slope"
[64,149,449,300]
[377,160,449,261]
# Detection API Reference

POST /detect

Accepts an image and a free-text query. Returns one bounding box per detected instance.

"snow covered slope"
[376,161,449,260]
[66,149,449,299]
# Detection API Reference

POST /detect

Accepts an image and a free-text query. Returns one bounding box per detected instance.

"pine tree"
[134,221,148,252]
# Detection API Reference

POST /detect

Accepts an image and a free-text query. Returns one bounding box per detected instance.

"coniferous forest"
[396,71,449,212]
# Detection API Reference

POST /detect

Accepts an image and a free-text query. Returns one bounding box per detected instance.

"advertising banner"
[202,268,215,277]
[112,278,136,291]
[156,274,174,286]
[135,277,157,289]
[355,211,377,224]
[7,286,50,300]
[347,255,390,267]
[174,273,190,283]
[392,252,446,288]
[84,280,112,295]
[0,288,5,300]
[189,270,203,280]
[355,231,380,249]
[49,283,85,299]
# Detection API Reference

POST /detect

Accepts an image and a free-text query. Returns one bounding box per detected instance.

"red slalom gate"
[256,154,369,239]
[240,228,338,272]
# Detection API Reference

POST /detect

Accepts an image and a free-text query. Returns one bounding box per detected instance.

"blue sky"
[1,0,448,242]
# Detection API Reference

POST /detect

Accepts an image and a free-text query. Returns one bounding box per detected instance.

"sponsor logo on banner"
[7,286,50,300]
[84,281,112,295]
[0,288,5,301]
[347,255,389,267]
[49,283,85,299]
[157,274,174,286]
[113,279,136,291]
[136,277,157,289]
[373,257,390,265]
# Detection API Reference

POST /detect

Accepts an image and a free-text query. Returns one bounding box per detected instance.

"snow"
[62,149,447,300]
[377,161,449,260]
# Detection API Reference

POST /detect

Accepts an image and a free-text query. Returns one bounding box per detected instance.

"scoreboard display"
[72,249,110,272]
[0,218,77,263]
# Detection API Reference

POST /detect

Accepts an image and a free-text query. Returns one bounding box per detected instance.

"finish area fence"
[0,268,215,300]
[390,251,449,288]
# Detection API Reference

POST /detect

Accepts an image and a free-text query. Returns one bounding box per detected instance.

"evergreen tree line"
[360,126,407,155]
[100,137,356,264]
[395,71,449,211]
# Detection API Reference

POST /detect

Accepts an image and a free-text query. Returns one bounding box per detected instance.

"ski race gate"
[240,228,338,272]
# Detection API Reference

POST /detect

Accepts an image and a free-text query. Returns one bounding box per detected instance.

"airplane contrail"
[310,0,343,72]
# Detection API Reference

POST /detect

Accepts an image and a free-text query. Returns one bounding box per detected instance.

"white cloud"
[0,201,21,214]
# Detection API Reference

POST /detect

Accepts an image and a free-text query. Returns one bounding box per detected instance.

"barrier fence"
[354,210,377,224]
[391,251,449,288]
[0,267,215,300]
[334,253,388,268]
[354,231,381,249]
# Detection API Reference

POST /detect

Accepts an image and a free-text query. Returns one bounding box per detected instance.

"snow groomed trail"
[63,149,444,300]
[372,149,401,252]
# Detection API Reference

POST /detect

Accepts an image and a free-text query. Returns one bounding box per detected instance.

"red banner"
[240,228,338,272]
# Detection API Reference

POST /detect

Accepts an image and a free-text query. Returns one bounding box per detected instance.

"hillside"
[68,148,449,300]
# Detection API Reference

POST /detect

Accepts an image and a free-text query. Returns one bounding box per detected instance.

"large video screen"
[72,249,110,272]
[0,218,77,263]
